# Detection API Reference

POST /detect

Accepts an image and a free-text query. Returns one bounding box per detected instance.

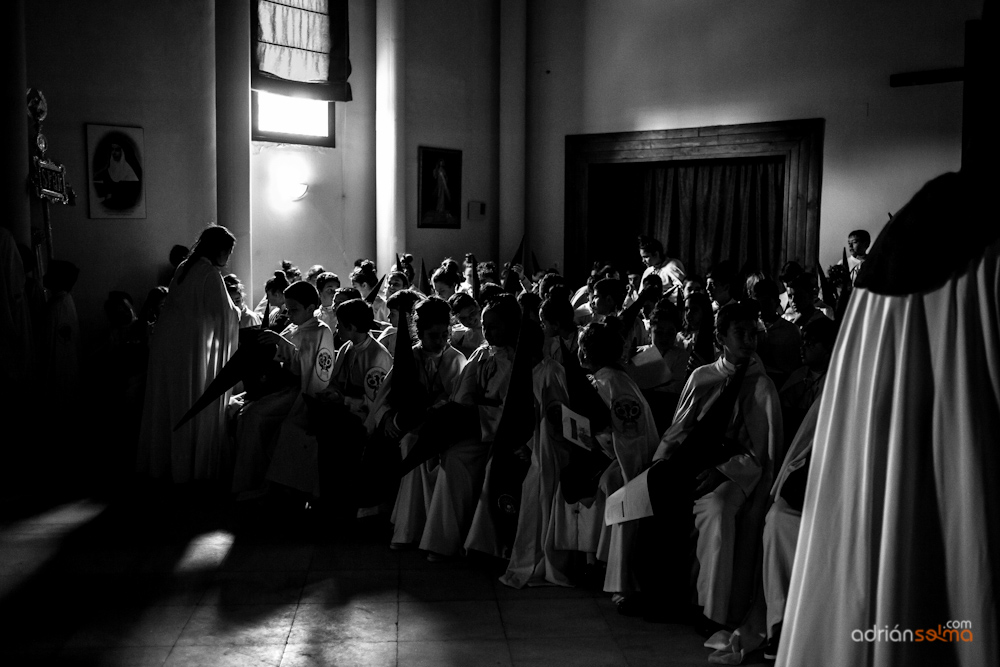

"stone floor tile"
[397,600,505,642]
[499,598,611,640]
[507,636,628,667]
[299,570,398,605]
[176,604,297,646]
[65,605,196,648]
[56,645,172,667]
[279,640,398,666]
[287,602,398,643]
[398,567,496,602]
[397,639,512,667]
[164,644,285,667]
[222,544,314,572]
[200,570,307,606]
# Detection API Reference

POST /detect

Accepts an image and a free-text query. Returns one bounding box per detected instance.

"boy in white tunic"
[365,298,466,548]
[654,302,782,631]
[419,295,519,560]
[232,281,334,495]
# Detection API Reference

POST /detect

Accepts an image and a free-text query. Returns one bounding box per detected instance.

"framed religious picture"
[417,146,462,229]
[86,124,146,219]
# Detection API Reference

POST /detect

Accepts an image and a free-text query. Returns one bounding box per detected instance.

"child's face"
[639,248,661,268]
[801,336,830,370]
[387,275,406,297]
[285,298,313,326]
[482,308,509,347]
[540,314,558,338]
[227,287,243,308]
[684,298,704,330]
[266,290,285,308]
[420,323,451,355]
[434,281,455,300]
[456,305,480,329]
[718,319,758,364]
[651,318,677,350]
[352,280,372,297]
[319,283,338,308]
[684,279,704,299]
[593,293,617,316]
[848,234,869,258]
[336,318,358,341]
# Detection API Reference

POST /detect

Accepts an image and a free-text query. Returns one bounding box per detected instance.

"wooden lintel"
[889,67,965,87]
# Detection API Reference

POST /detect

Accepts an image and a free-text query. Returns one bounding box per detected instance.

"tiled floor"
[0,491,769,666]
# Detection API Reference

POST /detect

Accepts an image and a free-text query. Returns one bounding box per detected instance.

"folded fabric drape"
[643,157,784,278]
[253,0,352,102]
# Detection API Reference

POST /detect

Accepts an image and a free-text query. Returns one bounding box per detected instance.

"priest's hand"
[693,468,727,498]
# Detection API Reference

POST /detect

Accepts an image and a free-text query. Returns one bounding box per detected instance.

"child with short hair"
[420,294,520,560]
[448,292,485,358]
[315,272,341,330]
[232,281,334,495]
[371,297,468,548]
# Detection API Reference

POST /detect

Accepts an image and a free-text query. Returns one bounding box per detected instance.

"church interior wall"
[525,0,978,274]
[248,0,377,303]
[403,0,501,272]
[24,0,218,348]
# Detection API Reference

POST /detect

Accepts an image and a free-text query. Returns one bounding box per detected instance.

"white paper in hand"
[561,404,592,450]
[604,467,655,525]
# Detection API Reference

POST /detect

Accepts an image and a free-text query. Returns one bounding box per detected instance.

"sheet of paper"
[561,403,592,450]
[628,346,672,389]
[604,467,655,525]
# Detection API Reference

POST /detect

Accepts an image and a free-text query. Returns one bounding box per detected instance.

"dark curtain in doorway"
[642,157,785,279]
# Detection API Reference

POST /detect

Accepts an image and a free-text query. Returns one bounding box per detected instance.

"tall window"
[251,0,351,147]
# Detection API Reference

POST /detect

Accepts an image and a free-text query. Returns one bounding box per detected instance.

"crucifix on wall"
[26,88,75,267]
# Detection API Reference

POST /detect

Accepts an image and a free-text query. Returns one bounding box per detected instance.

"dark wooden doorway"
[565,119,824,282]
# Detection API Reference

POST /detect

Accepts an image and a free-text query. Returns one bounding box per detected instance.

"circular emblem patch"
[364,367,388,400]
[315,347,334,383]
[612,395,643,437]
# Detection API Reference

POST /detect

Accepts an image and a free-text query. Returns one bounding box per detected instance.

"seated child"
[752,278,801,390]
[224,273,262,329]
[315,272,341,330]
[231,281,334,495]
[367,297,468,548]
[266,297,390,499]
[419,294,520,560]
[573,321,659,610]
[626,300,689,435]
[448,292,485,359]
[540,295,579,364]
[378,289,424,357]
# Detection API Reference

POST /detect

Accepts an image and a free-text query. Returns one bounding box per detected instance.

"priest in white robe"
[779,172,999,667]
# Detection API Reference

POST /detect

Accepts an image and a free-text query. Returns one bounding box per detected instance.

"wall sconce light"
[284,182,309,201]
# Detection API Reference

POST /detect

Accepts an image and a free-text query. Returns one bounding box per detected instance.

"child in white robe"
[575,321,659,607]
[654,302,782,629]
[499,350,574,589]
[231,281,334,495]
[365,298,466,548]
[419,295,519,560]
[266,297,390,497]
[314,272,340,331]
[447,292,485,359]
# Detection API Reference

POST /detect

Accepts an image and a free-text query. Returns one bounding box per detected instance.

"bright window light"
[257,91,330,137]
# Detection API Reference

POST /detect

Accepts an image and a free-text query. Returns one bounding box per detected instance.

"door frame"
[564,119,824,281]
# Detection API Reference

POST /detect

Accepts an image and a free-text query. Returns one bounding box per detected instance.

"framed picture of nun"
[86,124,146,219]
[417,146,462,228]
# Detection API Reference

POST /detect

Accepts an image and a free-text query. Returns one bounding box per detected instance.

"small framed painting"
[87,124,146,219]
[417,146,462,229]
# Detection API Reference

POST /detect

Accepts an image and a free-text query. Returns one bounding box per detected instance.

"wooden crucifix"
[26,88,75,266]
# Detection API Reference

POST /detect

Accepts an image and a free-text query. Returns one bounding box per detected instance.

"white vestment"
[232,317,334,494]
[419,345,512,557]
[375,345,467,545]
[656,356,782,626]
[589,367,659,594]
[778,236,1000,667]
[138,257,239,482]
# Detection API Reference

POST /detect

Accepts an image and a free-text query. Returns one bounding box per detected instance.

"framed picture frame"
[417,146,462,229]
[86,124,146,219]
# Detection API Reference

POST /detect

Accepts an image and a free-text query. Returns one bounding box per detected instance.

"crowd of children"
[3,221,867,663]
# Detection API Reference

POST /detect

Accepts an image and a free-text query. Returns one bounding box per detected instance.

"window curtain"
[252,0,352,101]
[642,158,785,278]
